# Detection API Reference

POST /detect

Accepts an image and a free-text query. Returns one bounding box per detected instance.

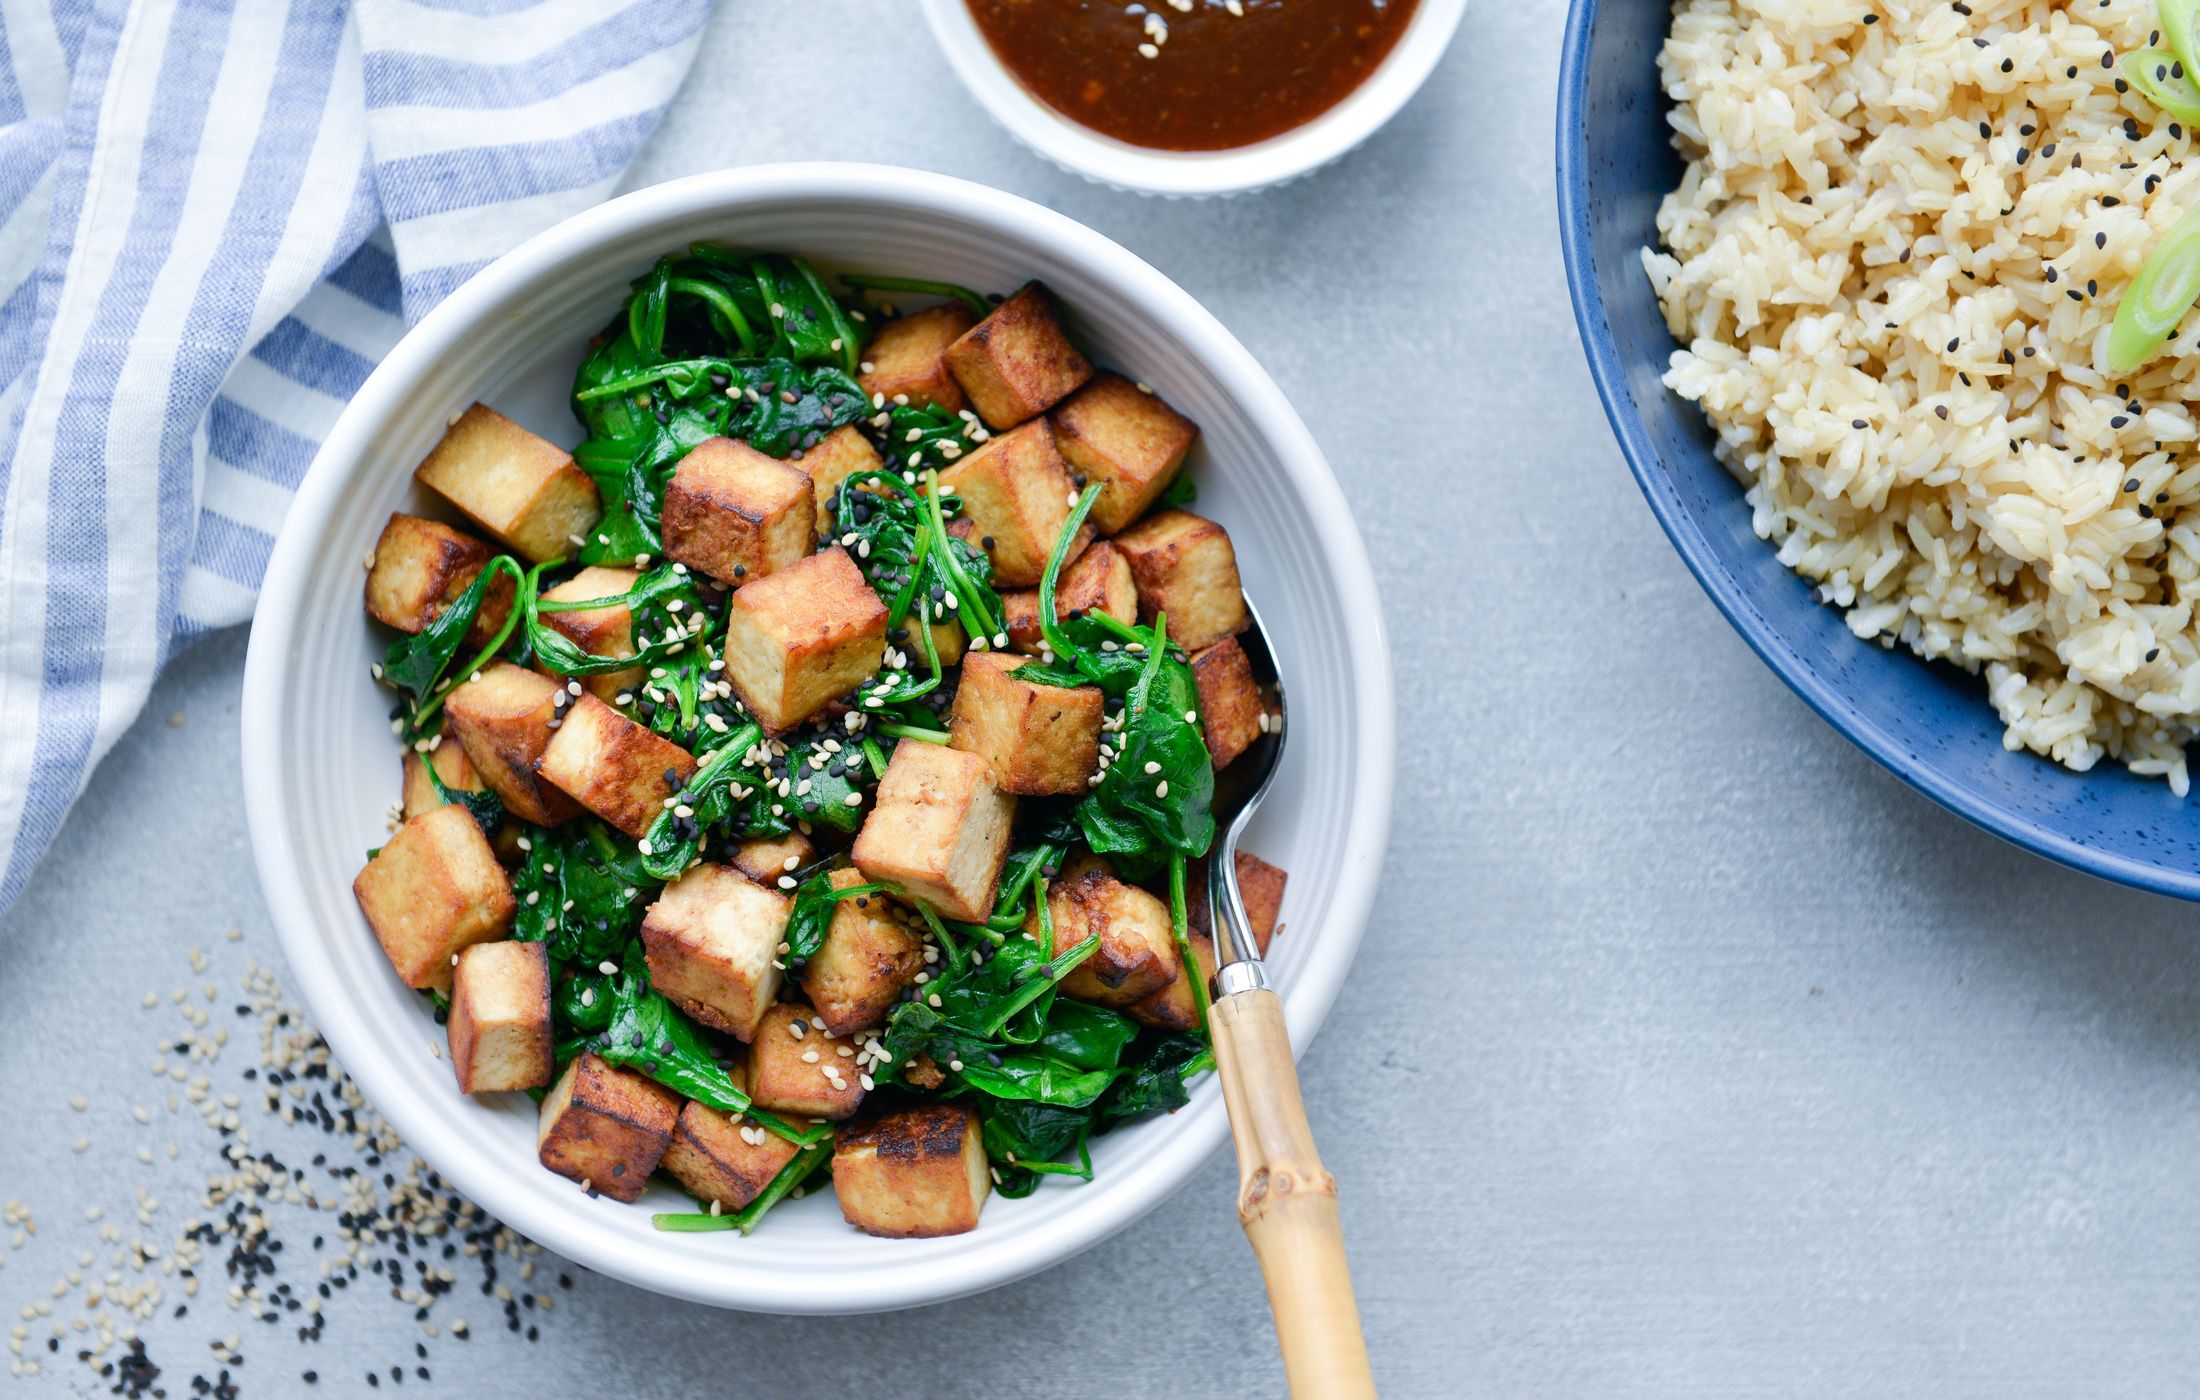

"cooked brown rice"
[1648,0,2200,791]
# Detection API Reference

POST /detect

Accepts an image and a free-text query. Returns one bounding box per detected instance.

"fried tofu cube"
[1049,374,1199,536]
[800,869,925,1035]
[942,282,1093,429]
[1111,509,1250,653]
[1190,636,1268,770]
[719,547,887,733]
[442,663,581,826]
[447,941,552,1093]
[1117,852,1290,1032]
[535,566,643,702]
[860,303,976,413]
[352,806,515,992]
[535,1053,679,1203]
[1027,854,1178,1010]
[728,833,816,888]
[998,541,1138,655]
[399,744,483,822]
[851,743,1015,924]
[414,405,600,563]
[538,694,696,839]
[662,436,816,585]
[746,1002,867,1120]
[938,419,1092,588]
[660,1099,802,1211]
[1186,850,1288,956]
[1129,926,1214,1033]
[948,651,1102,795]
[639,863,788,1041]
[800,425,886,532]
[363,513,514,647]
[834,1103,989,1238]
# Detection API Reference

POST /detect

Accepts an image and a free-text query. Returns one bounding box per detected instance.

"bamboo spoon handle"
[1208,985,1378,1400]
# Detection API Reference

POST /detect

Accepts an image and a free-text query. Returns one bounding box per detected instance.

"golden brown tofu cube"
[800,425,886,532]
[351,806,515,992]
[1111,509,1250,653]
[535,565,643,702]
[414,404,600,563]
[948,651,1102,795]
[662,436,816,585]
[1129,925,1214,1033]
[538,694,697,839]
[1190,636,1267,770]
[639,863,788,1041]
[442,663,582,826]
[719,547,887,733]
[535,1053,680,1203]
[942,282,1093,429]
[660,1099,802,1211]
[746,1003,867,1121]
[399,744,483,822]
[447,941,552,1094]
[999,541,1138,655]
[938,419,1092,589]
[1027,854,1178,1010]
[363,513,515,648]
[800,868,925,1036]
[728,832,816,888]
[1049,374,1199,536]
[1186,850,1288,957]
[859,303,976,413]
[833,1103,990,1239]
[851,742,1015,924]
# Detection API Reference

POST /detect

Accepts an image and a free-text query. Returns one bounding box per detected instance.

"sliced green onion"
[2122,48,2200,123]
[2165,0,2200,84]
[2109,202,2200,374]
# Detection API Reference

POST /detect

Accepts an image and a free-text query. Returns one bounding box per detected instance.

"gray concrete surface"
[6,1,2200,1395]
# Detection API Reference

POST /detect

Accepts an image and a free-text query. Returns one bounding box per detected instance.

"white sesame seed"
[1156,780,1169,798]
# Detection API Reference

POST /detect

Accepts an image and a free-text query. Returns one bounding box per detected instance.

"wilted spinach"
[380,556,524,738]
[509,820,658,965]
[636,724,767,880]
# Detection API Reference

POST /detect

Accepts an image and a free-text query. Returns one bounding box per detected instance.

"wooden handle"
[1208,986,1377,1399]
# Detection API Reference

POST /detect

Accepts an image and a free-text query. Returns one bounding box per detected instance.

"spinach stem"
[876,722,949,744]
[923,468,1003,645]
[666,277,757,355]
[1169,853,1210,1032]
[840,273,991,318]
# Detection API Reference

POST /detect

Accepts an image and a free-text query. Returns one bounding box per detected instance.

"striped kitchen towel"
[0,0,712,911]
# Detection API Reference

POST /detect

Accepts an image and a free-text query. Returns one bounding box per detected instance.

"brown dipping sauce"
[967,0,1420,153]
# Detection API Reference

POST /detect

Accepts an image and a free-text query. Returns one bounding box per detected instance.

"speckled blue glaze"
[1557,0,2200,900]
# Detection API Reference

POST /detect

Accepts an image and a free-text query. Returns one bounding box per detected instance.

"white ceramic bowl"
[241,163,1395,1314]
[918,0,1468,197]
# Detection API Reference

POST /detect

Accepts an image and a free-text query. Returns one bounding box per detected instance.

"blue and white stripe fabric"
[0,0,711,910]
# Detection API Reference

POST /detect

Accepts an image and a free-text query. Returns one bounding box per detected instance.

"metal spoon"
[1203,598,1378,1399]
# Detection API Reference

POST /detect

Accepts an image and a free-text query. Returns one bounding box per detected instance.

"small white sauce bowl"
[241,164,1396,1313]
[918,0,1468,198]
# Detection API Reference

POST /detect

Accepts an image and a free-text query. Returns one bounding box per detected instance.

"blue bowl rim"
[1554,0,2200,902]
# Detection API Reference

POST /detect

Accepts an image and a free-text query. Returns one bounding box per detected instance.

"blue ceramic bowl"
[1557,0,2200,899]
